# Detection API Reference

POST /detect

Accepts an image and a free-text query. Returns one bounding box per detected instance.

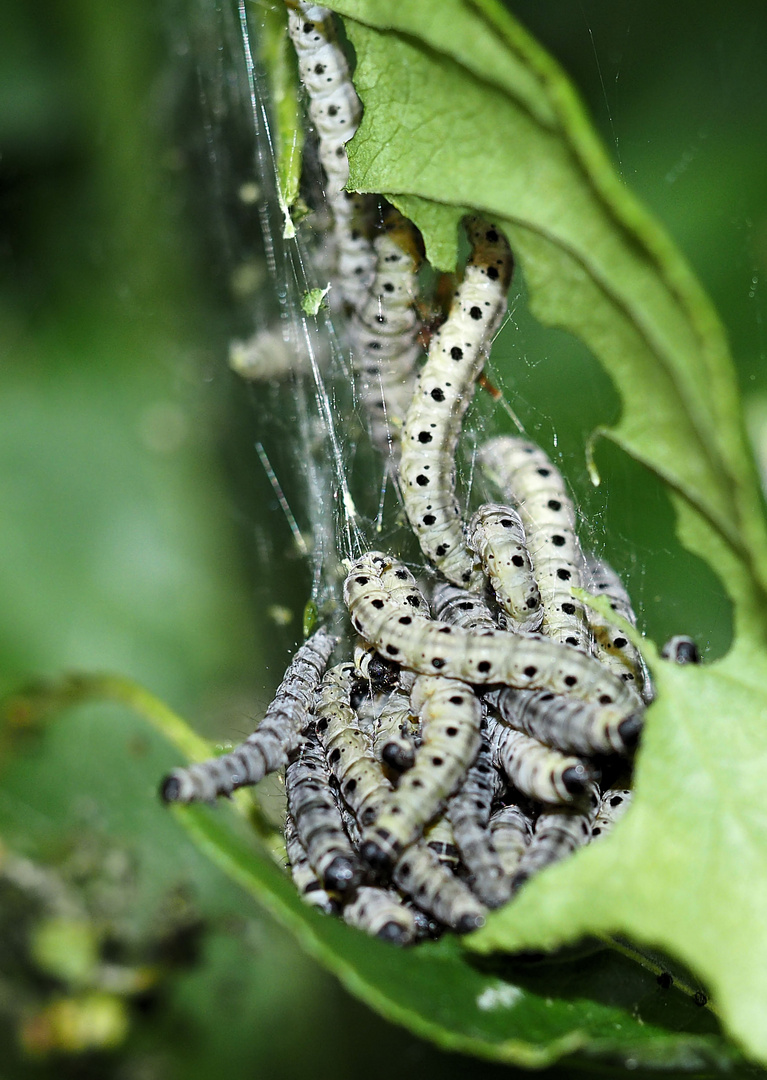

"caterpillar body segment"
[314,662,391,826]
[284,811,339,915]
[342,886,418,945]
[160,628,336,804]
[431,580,500,635]
[511,784,600,893]
[487,684,643,757]
[400,219,513,588]
[583,554,649,698]
[486,713,595,805]
[285,733,362,894]
[488,804,533,877]
[467,503,542,633]
[424,815,461,871]
[591,788,633,839]
[479,437,591,651]
[344,553,640,716]
[447,736,510,907]
[360,675,482,871]
[379,559,431,614]
[392,843,486,933]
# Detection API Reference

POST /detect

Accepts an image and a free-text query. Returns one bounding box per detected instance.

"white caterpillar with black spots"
[400,219,513,588]
[583,553,649,699]
[467,503,542,633]
[479,436,592,651]
[360,674,482,871]
[285,2,376,310]
[314,662,392,827]
[343,553,642,729]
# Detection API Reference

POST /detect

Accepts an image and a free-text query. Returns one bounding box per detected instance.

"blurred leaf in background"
[1,0,766,1077]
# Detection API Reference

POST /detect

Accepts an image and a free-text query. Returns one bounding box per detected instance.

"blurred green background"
[1,0,766,1076]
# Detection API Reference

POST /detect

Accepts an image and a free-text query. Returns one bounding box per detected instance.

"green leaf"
[2,675,746,1074]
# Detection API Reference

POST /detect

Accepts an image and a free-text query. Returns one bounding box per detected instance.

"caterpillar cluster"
[160,418,699,945]
[159,4,702,946]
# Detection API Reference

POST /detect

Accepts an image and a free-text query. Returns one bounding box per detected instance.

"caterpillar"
[486,712,595,805]
[350,208,425,456]
[372,691,418,774]
[591,788,633,839]
[284,810,339,915]
[228,323,320,382]
[399,219,513,588]
[314,662,392,827]
[342,885,418,945]
[285,2,376,310]
[661,635,701,665]
[431,580,500,635]
[487,684,642,757]
[583,553,648,698]
[479,436,592,651]
[446,734,510,908]
[467,503,542,633]
[344,553,643,723]
[511,786,600,893]
[160,627,336,804]
[488,803,533,877]
[285,731,363,894]
[391,842,486,934]
[360,674,482,870]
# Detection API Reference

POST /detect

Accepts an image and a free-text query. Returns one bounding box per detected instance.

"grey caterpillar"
[350,208,425,456]
[314,662,392,827]
[486,711,595,805]
[431,580,500,635]
[372,691,418,774]
[342,885,418,946]
[400,219,513,589]
[479,436,592,651]
[467,503,542,633]
[511,786,600,893]
[285,730,363,894]
[591,788,633,839]
[344,552,641,720]
[284,811,339,915]
[285,2,376,310]
[360,674,482,871]
[583,553,649,699]
[487,683,642,757]
[446,734,510,908]
[392,842,486,934]
[488,804,533,877]
[159,627,336,804]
